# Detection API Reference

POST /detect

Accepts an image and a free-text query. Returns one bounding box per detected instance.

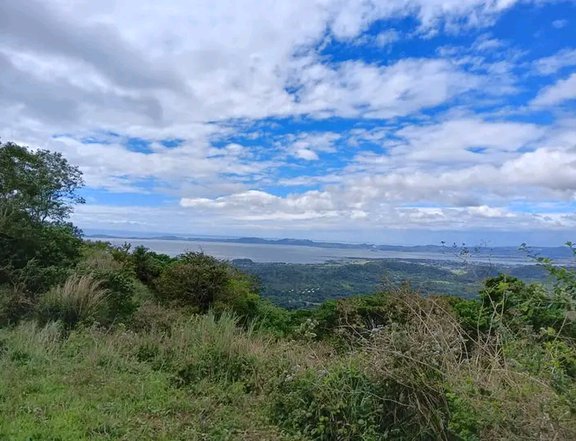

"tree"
[0,141,85,291]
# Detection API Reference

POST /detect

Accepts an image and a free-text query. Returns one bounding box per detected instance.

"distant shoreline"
[85,234,575,263]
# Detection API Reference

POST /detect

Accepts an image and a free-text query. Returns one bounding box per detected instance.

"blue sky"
[1,0,576,245]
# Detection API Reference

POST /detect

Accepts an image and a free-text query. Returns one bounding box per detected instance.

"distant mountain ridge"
[85,233,574,260]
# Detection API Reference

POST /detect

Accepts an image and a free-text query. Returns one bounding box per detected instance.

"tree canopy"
[0,141,85,291]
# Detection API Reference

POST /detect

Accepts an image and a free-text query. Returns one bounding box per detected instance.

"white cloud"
[294,149,320,161]
[532,73,576,106]
[2,0,574,240]
[388,118,545,164]
[291,58,480,118]
[179,135,576,229]
[0,0,541,131]
[282,132,340,161]
[552,19,568,29]
[374,30,401,47]
[534,49,576,75]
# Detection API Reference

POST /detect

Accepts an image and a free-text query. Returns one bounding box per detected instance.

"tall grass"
[269,292,576,440]
[37,274,108,327]
[2,291,574,440]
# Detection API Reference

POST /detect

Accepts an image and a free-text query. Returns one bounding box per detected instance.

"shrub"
[270,361,385,441]
[306,291,417,344]
[253,299,297,337]
[155,252,253,314]
[213,276,260,321]
[137,313,273,392]
[129,300,184,333]
[478,274,572,337]
[37,274,108,328]
[0,284,33,326]
[155,253,230,310]
[131,245,172,285]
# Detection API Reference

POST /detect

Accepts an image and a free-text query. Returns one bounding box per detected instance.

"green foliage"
[271,362,384,441]
[155,253,231,311]
[131,245,173,285]
[75,243,139,324]
[0,285,32,326]
[155,252,260,318]
[0,319,288,440]
[446,296,490,335]
[299,291,418,345]
[0,141,84,221]
[232,258,519,307]
[251,299,295,337]
[1,142,576,439]
[0,142,84,314]
[478,274,573,337]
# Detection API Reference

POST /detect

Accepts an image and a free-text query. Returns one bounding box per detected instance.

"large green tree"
[0,141,85,291]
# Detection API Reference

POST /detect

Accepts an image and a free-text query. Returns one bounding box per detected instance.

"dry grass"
[38,274,109,327]
[360,292,576,440]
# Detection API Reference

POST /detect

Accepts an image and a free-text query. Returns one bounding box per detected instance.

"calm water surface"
[93,238,530,265]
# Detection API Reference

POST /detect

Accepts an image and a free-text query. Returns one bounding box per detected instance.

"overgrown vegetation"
[1,141,575,440]
[232,258,550,308]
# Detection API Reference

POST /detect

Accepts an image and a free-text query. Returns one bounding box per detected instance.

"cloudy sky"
[2,0,576,245]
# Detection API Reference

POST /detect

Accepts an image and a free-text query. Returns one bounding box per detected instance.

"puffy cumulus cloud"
[0,0,543,131]
[2,0,574,240]
[281,132,341,161]
[374,30,401,47]
[181,190,340,221]
[46,135,274,196]
[290,59,480,118]
[179,123,576,231]
[0,0,512,199]
[387,118,545,164]
[178,186,576,231]
[532,73,576,107]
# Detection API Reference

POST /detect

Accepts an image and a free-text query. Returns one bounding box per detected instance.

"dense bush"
[131,245,173,285]
[271,361,385,440]
[0,285,32,326]
[155,254,230,310]
[155,252,260,317]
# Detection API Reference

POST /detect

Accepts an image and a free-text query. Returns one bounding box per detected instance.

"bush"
[304,291,416,344]
[270,361,385,440]
[37,274,108,328]
[0,285,33,326]
[474,275,572,338]
[131,245,172,285]
[129,300,184,333]
[155,252,231,311]
[253,299,295,337]
[135,313,273,393]
[155,252,261,318]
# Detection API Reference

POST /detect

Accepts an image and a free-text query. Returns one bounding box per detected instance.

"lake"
[91,237,532,265]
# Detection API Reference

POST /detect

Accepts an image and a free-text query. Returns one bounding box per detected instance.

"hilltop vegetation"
[232,258,550,308]
[1,141,576,440]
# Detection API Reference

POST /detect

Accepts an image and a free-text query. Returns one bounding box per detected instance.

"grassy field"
[2,296,575,441]
[0,315,295,440]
